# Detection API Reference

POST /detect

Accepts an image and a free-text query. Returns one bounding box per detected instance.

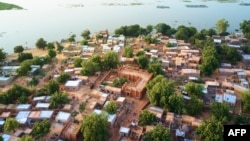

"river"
[0,0,249,54]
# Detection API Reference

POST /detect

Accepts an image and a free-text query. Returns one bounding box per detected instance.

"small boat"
[156,5,170,9]
[239,2,250,6]
[185,4,208,8]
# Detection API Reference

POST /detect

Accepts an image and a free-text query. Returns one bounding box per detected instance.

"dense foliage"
[32,120,51,138]
[143,125,171,141]
[123,47,133,58]
[49,91,70,109]
[104,101,118,114]
[112,77,128,88]
[4,118,19,132]
[241,90,250,112]
[18,53,33,62]
[138,110,156,126]
[80,113,109,141]
[186,96,204,116]
[36,38,47,50]
[200,46,219,76]
[57,73,71,84]
[240,20,250,39]
[211,101,232,123]
[184,82,203,98]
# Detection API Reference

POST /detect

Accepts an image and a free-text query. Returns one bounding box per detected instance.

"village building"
[147,106,164,119]
[0,76,14,86]
[55,111,71,123]
[181,69,200,78]
[64,80,82,91]
[15,111,31,125]
[242,54,250,65]
[61,122,81,141]
[93,109,117,126]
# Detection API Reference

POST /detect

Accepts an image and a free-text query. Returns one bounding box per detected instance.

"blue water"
[0,0,249,53]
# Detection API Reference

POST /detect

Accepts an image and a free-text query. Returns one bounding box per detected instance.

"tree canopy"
[80,113,109,141]
[146,75,175,108]
[103,51,119,70]
[73,57,83,67]
[0,48,7,62]
[18,53,33,62]
[216,18,229,34]
[48,49,57,58]
[154,23,171,35]
[18,135,34,141]
[57,73,70,84]
[184,82,203,98]
[4,118,19,132]
[211,101,232,123]
[143,125,171,141]
[147,57,163,76]
[200,46,219,76]
[196,117,223,141]
[36,38,47,50]
[14,45,24,55]
[44,80,60,94]
[47,42,55,50]
[67,34,76,42]
[168,94,184,115]
[241,90,250,113]
[17,60,32,76]
[136,54,149,69]
[104,100,118,114]
[32,120,51,138]
[81,29,91,39]
[123,47,133,58]
[138,110,156,126]
[81,60,100,76]
[240,20,250,39]
[186,96,204,116]
[49,91,70,109]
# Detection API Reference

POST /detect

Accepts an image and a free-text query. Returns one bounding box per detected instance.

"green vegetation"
[32,120,51,138]
[80,113,109,141]
[112,77,128,87]
[139,110,156,126]
[216,18,230,35]
[18,53,33,62]
[186,96,204,116]
[57,73,71,84]
[147,57,163,76]
[184,82,203,98]
[240,20,250,39]
[168,94,184,114]
[4,118,19,132]
[19,135,35,141]
[0,48,7,62]
[241,90,250,112]
[0,2,23,10]
[200,46,219,76]
[36,38,47,50]
[123,47,133,58]
[211,101,232,123]
[49,91,70,109]
[143,125,171,141]
[104,101,118,114]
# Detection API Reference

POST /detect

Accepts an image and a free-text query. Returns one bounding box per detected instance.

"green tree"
[143,125,171,141]
[154,23,171,35]
[136,50,145,56]
[196,117,223,141]
[27,77,39,87]
[0,136,3,141]
[80,40,88,45]
[144,35,158,44]
[103,51,119,70]
[81,29,91,39]
[216,18,230,34]
[200,46,219,76]
[186,96,204,116]
[123,47,133,58]
[235,114,247,125]
[18,53,33,62]
[112,77,128,88]
[136,55,149,69]
[47,42,55,50]
[48,49,57,58]
[175,26,197,42]
[81,60,100,76]
[4,118,19,132]
[18,135,34,141]
[240,20,250,39]
[146,75,175,107]
[67,34,76,42]
[104,101,118,114]
[32,120,51,138]
[36,38,47,50]
[57,73,71,84]
[147,58,163,76]
[168,94,184,115]
[80,113,109,141]
[0,48,7,62]
[138,110,156,126]
[184,82,203,98]
[89,55,102,69]
[241,90,250,112]
[14,45,24,55]
[56,42,64,53]
[17,60,32,76]
[45,80,60,94]
[49,91,70,108]
[211,101,232,123]
[146,25,153,34]
[73,58,83,67]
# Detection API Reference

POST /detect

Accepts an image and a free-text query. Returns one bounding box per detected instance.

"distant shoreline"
[0,1,23,10]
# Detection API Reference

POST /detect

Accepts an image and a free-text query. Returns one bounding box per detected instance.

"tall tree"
[196,117,223,141]
[14,45,24,55]
[123,47,133,58]
[154,23,171,35]
[147,57,163,76]
[57,73,70,84]
[216,18,230,34]
[211,101,232,123]
[138,110,156,126]
[200,46,219,76]
[0,48,7,62]
[47,42,55,50]
[81,29,91,39]
[32,120,51,138]
[48,49,57,58]
[80,113,109,141]
[45,80,60,94]
[81,60,100,76]
[103,51,119,70]
[18,53,33,62]
[168,94,184,115]
[241,90,250,112]
[146,75,175,107]
[73,58,83,67]
[4,118,19,132]
[67,34,76,42]
[186,96,204,116]
[56,41,64,53]
[240,20,250,39]
[18,135,35,141]
[184,82,203,98]
[17,60,32,76]
[143,125,171,141]
[36,38,47,50]
[104,101,118,114]
[136,55,149,69]
[49,91,70,108]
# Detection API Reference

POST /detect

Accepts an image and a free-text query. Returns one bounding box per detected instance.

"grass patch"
[0,2,23,10]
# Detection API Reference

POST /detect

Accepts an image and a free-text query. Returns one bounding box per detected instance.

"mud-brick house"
[61,122,81,141]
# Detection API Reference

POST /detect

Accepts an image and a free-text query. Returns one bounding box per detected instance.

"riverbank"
[0,1,23,10]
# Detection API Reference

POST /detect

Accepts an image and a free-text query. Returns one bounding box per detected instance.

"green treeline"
[0,2,23,10]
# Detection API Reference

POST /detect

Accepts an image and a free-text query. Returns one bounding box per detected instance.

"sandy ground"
[5,48,48,61]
